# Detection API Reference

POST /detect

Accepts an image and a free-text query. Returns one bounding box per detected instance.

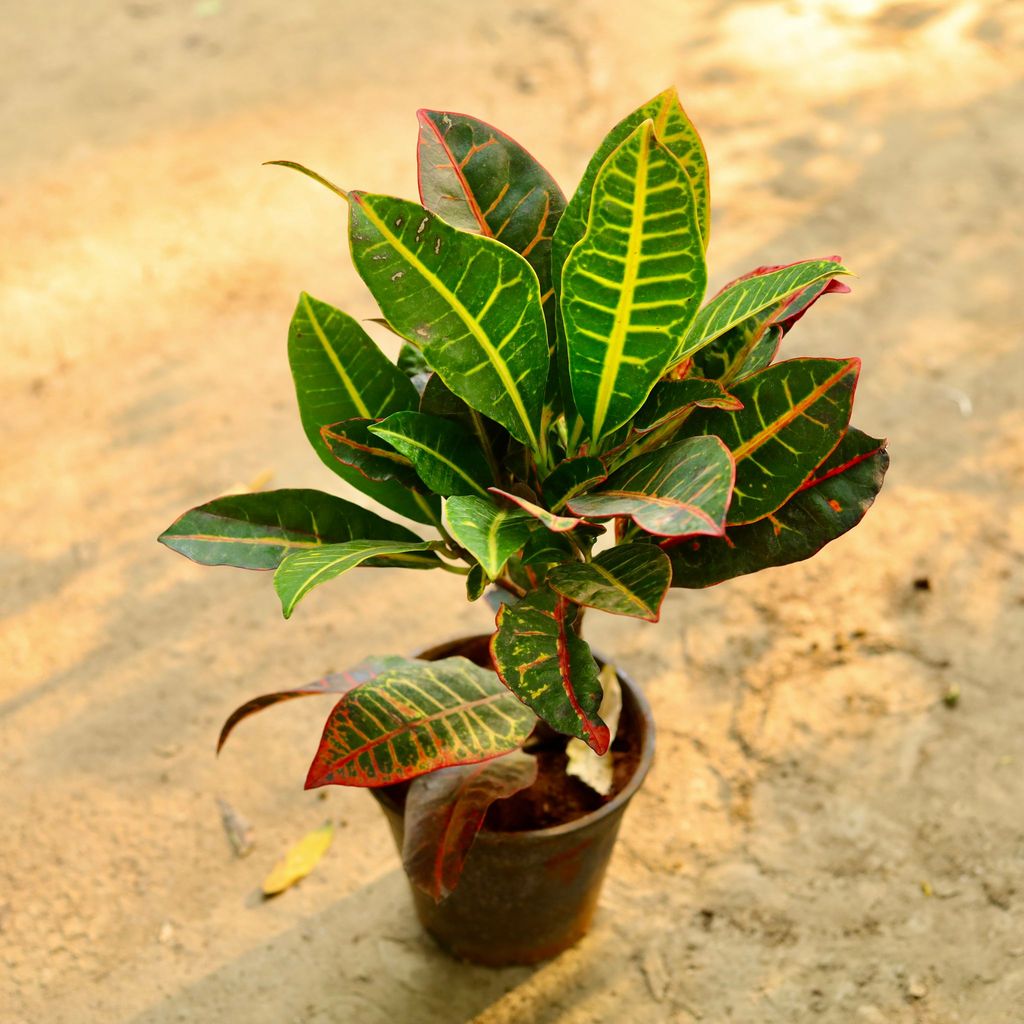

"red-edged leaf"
[488,487,583,533]
[217,655,406,753]
[491,588,609,753]
[305,657,536,788]
[402,750,538,902]
[567,436,735,538]
[320,419,422,488]
[666,427,888,587]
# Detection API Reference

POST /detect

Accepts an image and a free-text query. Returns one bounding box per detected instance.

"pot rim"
[375,633,656,845]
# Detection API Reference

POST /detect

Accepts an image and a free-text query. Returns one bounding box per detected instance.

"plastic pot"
[370,634,655,966]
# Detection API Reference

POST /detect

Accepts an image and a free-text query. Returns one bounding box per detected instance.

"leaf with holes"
[561,120,707,441]
[567,436,734,538]
[305,657,537,788]
[287,292,436,524]
[667,428,888,587]
[686,357,859,525]
[548,543,671,621]
[444,496,535,578]
[674,260,851,364]
[218,655,408,752]
[402,750,538,901]
[634,378,742,432]
[158,489,428,570]
[417,109,565,330]
[491,588,608,753]
[274,540,436,618]
[320,419,421,488]
[369,411,494,498]
[348,192,548,448]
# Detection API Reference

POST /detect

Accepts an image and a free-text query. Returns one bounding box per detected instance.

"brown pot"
[370,634,655,966]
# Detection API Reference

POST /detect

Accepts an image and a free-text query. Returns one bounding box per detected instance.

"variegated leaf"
[686,357,859,525]
[158,489,427,570]
[561,120,707,441]
[403,750,538,901]
[348,192,548,448]
[274,540,435,618]
[567,436,734,538]
[417,109,565,329]
[492,588,609,753]
[320,419,421,488]
[667,428,888,587]
[541,456,608,511]
[305,656,537,787]
[444,496,534,578]
[489,487,584,533]
[548,543,671,621]
[633,378,742,432]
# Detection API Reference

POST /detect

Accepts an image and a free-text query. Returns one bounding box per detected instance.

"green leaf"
[689,323,782,385]
[287,293,437,525]
[492,588,609,752]
[548,543,671,621]
[274,540,436,618]
[667,428,888,588]
[396,341,431,381]
[511,531,577,589]
[553,87,710,282]
[686,357,860,525]
[466,563,487,601]
[348,192,549,448]
[488,488,584,533]
[305,656,537,787]
[158,488,426,569]
[541,456,608,511]
[675,260,851,364]
[634,378,742,432]
[417,109,566,330]
[567,436,734,537]
[561,120,707,441]
[444,496,534,578]
[369,411,494,498]
[320,419,421,488]
[403,750,538,902]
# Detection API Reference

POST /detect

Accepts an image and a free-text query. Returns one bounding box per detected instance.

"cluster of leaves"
[160,89,887,898]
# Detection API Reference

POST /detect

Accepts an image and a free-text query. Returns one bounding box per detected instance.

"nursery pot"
[370,634,655,966]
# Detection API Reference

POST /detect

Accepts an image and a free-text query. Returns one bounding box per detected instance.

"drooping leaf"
[348,192,548,448]
[674,260,851,364]
[686,357,860,525]
[320,419,422,488]
[417,109,566,329]
[548,543,671,621]
[488,487,584,533]
[217,655,407,752]
[402,750,538,902]
[158,488,426,570]
[287,293,436,524]
[491,588,609,753]
[274,540,436,618]
[262,822,334,897]
[444,496,534,578]
[305,656,537,788]
[667,428,888,587]
[553,87,710,282]
[540,456,607,511]
[565,663,622,796]
[567,436,734,538]
[367,410,494,499]
[634,378,742,432]
[561,120,707,441]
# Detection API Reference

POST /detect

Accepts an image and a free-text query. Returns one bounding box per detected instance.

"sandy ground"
[2,1,1023,1021]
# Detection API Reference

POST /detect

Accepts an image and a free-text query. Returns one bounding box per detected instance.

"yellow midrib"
[355,198,538,449]
[301,293,372,418]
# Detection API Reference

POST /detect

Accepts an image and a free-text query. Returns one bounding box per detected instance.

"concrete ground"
[2,1,1022,1021]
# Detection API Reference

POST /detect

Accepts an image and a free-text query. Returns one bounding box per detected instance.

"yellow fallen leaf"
[262,822,333,897]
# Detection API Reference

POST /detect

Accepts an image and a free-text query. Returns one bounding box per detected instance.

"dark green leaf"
[466,563,487,601]
[541,456,607,511]
[548,543,671,621]
[444,496,534,578]
[634,378,742,432]
[305,656,536,787]
[489,487,583,533]
[159,488,425,570]
[492,588,609,753]
[667,428,888,587]
[320,419,421,488]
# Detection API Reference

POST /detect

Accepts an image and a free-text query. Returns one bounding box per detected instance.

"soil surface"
[3,2,1023,1022]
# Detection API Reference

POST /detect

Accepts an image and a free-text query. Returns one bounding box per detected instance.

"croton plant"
[160,89,887,899]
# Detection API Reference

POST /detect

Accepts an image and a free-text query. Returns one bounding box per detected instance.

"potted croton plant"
[160,88,888,965]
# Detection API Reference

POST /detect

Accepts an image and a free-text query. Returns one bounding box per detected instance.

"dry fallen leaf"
[216,796,255,858]
[262,822,334,897]
[565,663,622,796]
